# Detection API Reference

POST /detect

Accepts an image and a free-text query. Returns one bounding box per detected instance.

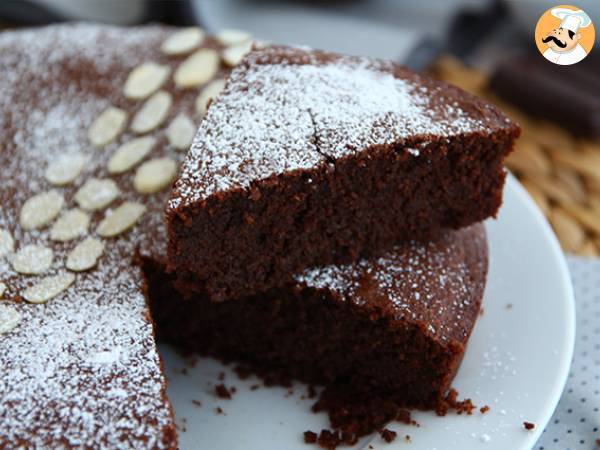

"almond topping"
[23,273,75,304]
[216,29,251,46]
[195,79,226,116]
[173,48,220,88]
[75,178,120,211]
[161,27,205,55]
[97,202,146,237]
[134,158,178,194]
[45,153,87,186]
[50,209,90,242]
[11,245,53,275]
[131,91,172,134]
[222,41,253,67]
[0,305,21,335]
[0,229,14,258]
[88,106,127,147]
[108,136,157,174]
[124,62,171,99]
[20,190,64,230]
[66,237,105,272]
[166,114,195,150]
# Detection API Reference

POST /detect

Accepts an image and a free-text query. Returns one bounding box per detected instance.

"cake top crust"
[297,224,488,344]
[170,45,514,208]
[0,23,234,447]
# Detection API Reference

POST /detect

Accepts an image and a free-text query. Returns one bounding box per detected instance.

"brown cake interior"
[148,224,488,438]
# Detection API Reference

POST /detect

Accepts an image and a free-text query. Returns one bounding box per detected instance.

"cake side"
[166,45,516,301]
[149,224,488,438]
[0,23,234,448]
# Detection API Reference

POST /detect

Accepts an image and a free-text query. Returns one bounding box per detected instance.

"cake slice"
[166,45,518,301]
[0,23,236,447]
[151,224,488,438]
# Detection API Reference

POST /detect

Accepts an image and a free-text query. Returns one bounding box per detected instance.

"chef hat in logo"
[551,8,592,33]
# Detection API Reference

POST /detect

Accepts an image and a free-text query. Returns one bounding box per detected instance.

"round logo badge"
[535,5,595,65]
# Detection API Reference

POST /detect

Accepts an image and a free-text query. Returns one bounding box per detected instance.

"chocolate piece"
[489,54,600,138]
[150,224,488,439]
[0,23,231,448]
[166,45,517,301]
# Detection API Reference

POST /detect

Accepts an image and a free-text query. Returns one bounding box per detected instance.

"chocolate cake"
[166,45,518,301]
[151,224,488,439]
[0,23,245,447]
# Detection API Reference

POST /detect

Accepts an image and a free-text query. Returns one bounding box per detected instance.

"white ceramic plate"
[160,175,575,450]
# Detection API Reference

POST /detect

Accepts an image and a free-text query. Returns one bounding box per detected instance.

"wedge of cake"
[151,224,488,439]
[0,23,239,448]
[166,45,519,301]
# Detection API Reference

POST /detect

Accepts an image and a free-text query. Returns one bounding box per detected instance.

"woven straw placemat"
[430,56,600,257]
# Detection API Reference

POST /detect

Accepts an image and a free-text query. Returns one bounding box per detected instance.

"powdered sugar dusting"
[171,46,487,207]
[297,224,488,343]
[0,23,215,447]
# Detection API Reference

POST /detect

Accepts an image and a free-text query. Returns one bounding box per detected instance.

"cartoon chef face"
[542,27,581,53]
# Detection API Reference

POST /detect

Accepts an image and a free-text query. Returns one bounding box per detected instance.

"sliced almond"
[0,305,21,335]
[11,245,53,275]
[88,107,127,147]
[45,153,87,186]
[50,208,90,242]
[75,178,120,211]
[108,136,157,174]
[67,237,105,272]
[0,229,14,258]
[550,207,585,252]
[195,79,226,117]
[124,62,171,100]
[166,114,195,150]
[520,179,550,217]
[97,202,146,237]
[0,282,6,298]
[131,91,172,134]
[161,27,205,55]
[23,272,75,304]
[222,41,253,67]
[174,48,220,88]
[134,158,178,194]
[216,29,251,46]
[20,190,64,230]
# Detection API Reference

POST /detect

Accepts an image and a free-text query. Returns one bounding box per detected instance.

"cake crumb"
[218,371,225,381]
[191,399,202,407]
[307,385,318,399]
[234,365,251,380]
[304,431,318,443]
[379,428,397,443]
[595,437,600,446]
[405,434,412,443]
[506,303,513,309]
[480,405,490,414]
[250,384,260,391]
[523,421,535,430]
[437,388,476,415]
[215,384,232,399]
[396,408,418,426]
[215,407,224,415]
